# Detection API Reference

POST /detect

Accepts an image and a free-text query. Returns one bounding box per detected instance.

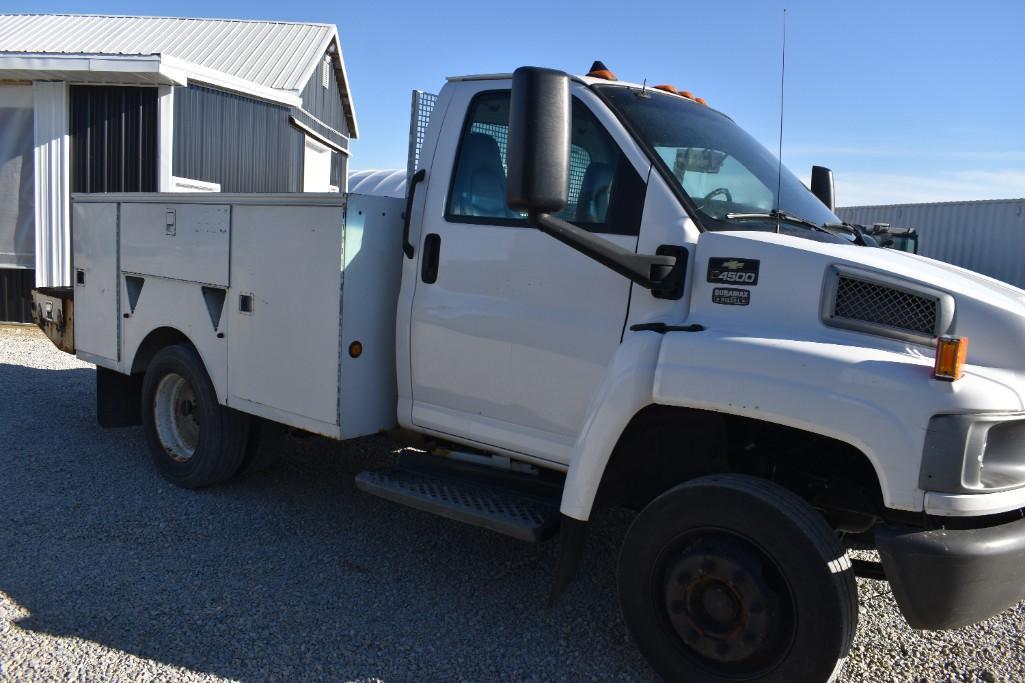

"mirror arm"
[532,212,683,295]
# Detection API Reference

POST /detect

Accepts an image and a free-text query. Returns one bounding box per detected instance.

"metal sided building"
[838,198,1025,290]
[0,14,358,322]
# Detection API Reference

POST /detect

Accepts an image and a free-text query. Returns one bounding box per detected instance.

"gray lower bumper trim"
[877,515,1025,630]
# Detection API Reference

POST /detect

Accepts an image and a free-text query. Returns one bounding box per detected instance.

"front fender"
[560,332,662,521]
[655,332,1022,512]
[560,329,1023,520]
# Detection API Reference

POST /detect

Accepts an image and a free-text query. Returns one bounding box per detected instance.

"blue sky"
[9,0,1024,205]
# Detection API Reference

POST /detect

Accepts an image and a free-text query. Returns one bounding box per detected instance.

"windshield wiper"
[724,210,832,235]
[824,221,869,246]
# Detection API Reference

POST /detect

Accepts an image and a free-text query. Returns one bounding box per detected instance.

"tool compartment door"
[120,202,230,286]
[72,201,119,364]
[227,202,343,436]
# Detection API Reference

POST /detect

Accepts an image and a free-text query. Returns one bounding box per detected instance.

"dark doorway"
[70,85,158,193]
[0,268,34,322]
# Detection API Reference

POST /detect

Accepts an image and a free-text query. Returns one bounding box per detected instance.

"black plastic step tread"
[355,465,560,542]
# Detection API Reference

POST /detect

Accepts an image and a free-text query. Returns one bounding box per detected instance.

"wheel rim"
[658,530,796,679]
[153,373,200,462]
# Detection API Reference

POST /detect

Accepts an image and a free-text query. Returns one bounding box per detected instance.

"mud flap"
[97,367,143,428]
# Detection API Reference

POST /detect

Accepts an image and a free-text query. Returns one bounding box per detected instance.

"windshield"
[596,85,842,232]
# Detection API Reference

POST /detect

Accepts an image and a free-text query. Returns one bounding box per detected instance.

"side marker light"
[933,335,968,381]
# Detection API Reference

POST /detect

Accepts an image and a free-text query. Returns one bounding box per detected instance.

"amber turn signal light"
[933,335,967,381]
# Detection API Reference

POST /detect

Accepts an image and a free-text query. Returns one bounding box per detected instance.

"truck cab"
[393,66,1025,682]
[36,64,1025,683]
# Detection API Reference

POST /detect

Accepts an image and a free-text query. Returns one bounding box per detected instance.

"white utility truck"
[32,64,1025,682]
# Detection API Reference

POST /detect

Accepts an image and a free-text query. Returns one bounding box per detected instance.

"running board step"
[355,453,562,542]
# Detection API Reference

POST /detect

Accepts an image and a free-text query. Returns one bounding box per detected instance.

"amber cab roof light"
[653,84,678,94]
[586,60,618,81]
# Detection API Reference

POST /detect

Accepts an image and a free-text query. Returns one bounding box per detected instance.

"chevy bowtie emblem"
[707,257,760,286]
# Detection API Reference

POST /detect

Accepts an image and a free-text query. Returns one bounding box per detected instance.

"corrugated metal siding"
[70,85,158,193]
[173,84,303,192]
[0,14,332,92]
[0,268,33,322]
[330,151,347,191]
[300,53,349,138]
[838,199,1025,288]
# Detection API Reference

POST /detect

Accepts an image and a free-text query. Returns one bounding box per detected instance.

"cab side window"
[445,90,645,235]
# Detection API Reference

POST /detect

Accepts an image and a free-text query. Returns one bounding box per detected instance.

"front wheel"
[618,474,857,683]
[141,344,250,488]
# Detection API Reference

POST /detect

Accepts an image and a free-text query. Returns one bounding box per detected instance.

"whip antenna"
[774,8,787,232]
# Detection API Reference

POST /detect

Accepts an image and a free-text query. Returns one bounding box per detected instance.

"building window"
[322,58,330,89]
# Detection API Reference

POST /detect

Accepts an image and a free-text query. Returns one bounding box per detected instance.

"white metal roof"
[0,14,357,136]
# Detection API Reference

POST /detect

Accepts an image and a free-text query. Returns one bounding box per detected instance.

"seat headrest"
[453,132,509,217]
[459,133,504,174]
[576,161,614,223]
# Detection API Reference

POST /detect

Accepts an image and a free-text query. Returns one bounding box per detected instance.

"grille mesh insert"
[833,276,938,336]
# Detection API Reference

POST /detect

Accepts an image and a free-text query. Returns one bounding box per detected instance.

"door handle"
[421,233,441,284]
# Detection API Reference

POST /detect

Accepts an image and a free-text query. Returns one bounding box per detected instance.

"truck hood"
[692,230,1025,372]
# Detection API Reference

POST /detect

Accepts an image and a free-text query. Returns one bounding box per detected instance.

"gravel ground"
[2,324,1024,682]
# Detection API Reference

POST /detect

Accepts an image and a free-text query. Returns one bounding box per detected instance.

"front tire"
[141,344,250,488]
[618,474,857,683]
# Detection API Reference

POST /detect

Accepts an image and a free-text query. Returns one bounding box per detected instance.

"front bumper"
[876,515,1025,629]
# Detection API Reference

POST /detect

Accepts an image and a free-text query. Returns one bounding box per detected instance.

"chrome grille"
[832,276,938,337]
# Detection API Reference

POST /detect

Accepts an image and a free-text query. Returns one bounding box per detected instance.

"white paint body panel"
[120,203,230,287]
[408,224,633,462]
[227,203,342,433]
[71,201,119,363]
[338,195,405,439]
[121,274,229,402]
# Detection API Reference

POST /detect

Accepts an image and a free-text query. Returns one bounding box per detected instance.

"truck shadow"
[0,361,655,681]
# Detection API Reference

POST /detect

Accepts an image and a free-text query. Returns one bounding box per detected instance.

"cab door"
[407,83,648,464]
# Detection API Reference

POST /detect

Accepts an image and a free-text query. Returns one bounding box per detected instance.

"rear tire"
[237,417,287,475]
[618,474,857,683]
[141,344,250,488]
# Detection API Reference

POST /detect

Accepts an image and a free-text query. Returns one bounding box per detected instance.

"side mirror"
[504,65,684,299]
[810,165,835,211]
[506,67,571,215]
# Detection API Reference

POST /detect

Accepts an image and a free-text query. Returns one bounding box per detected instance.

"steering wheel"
[699,187,733,208]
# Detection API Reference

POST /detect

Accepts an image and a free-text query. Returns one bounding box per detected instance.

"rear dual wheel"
[618,474,857,683]
[142,344,276,488]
